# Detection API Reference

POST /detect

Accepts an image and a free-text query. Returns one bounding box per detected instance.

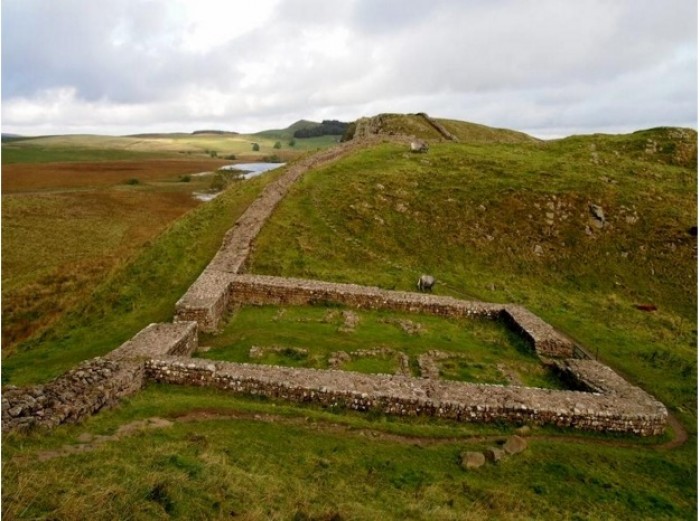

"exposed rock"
[484,447,505,463]
[533,245,544,256]
[461,451,486,469]
[515,425,531,436]
[503,435,528,455]
[410,141,429,153]
[339,310,360,332]
[589,204,606,223]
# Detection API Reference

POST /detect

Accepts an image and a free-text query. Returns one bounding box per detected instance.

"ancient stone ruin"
[2,136,668,437]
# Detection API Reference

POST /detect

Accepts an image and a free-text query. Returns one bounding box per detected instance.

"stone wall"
[229,274,502,318]
[2,358,145,432]
[501,305,575,358]
[2,321,198,433]
[174,137,401,331]
[227,275,576,360]
[145,357,667,436]
[1,139,669,439]
[416,112,459,142]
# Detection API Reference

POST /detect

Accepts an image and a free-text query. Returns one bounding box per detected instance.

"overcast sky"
[2,0,697,138]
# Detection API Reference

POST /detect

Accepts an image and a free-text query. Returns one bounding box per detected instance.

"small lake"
[220,162,286,179]
[192,162,286,201]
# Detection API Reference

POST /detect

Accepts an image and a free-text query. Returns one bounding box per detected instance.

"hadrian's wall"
[145,356,667,436]
[2,322,198,433]
[226,274,576,360]
[2,358,145,432]
[174,136,408,331]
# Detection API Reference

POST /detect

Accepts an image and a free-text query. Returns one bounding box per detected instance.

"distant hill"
[348,113,538,144]
[254,120,320,140]
[2,133,29,143]
[191,130,239,135]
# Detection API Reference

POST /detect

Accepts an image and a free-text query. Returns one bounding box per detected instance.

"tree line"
[293,120,349,138]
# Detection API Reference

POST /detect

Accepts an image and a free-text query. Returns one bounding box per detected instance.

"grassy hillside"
[352,113,538,144]
[2,165,286,385]
[249,132,697,428]
[1,119,697,520]
[436,118,540,144]
[2,385,695,520]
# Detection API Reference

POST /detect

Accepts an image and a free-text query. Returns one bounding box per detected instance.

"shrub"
[125,178,140,185]
[252,143,260,151]
[274,141,282,149]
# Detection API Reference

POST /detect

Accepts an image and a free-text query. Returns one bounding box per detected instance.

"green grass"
[249,136,697,429]
[1,145,176,164]
[1,120,696,520]
[198,305,559,387]
[1,167,286,385]
[2,384,695,520]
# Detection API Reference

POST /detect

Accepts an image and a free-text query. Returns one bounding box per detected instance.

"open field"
[2,158,231,192]
[2,131,338,164]
[2,159,286,382]
[2,117,696,520]
[1,158,236,351]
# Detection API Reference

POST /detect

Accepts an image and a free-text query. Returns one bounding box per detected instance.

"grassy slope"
[2,119,696,520]
[2,385,694,520]
[2,167,285,385]
[249,134,697,428]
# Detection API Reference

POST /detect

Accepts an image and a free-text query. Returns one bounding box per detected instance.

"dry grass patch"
[2,159,230,193]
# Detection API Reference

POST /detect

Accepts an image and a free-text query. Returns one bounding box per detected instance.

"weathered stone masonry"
[2,322,198,432]
[174,136,407,331]
[144,357,666,436]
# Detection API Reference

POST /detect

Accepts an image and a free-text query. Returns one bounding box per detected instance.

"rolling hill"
[1,114,697,520]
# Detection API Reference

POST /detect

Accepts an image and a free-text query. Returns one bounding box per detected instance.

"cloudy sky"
[2,0,697,138]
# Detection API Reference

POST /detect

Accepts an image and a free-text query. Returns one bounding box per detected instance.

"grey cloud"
[1,0,696,137]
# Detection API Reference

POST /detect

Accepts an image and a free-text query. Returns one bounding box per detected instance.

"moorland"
[1,115,696,520]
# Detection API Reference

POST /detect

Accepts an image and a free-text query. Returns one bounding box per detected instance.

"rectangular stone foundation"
[146,357,667,436]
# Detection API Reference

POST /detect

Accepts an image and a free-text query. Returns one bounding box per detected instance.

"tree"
[252,143,260,151]
[288,139,296,147]
[273,141,282,149]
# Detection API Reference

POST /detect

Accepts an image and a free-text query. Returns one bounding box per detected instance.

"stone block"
[484,447,505,463]
[461,451,486,469]
[503,435,528,455]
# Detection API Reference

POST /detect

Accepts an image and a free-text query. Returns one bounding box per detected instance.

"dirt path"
[36,407,689,462]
